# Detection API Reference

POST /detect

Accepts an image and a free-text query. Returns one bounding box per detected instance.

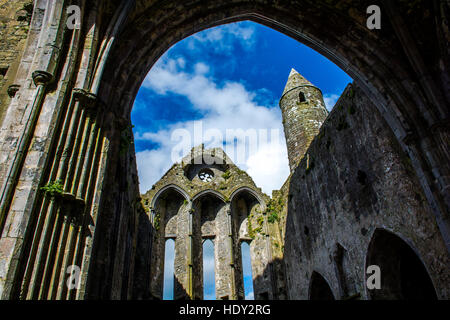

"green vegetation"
[247,212,263,239]
[40,180,64,197]
[221,170,231,180]
[154,211,161,231]
[218,183,227,190]
[266,198,283,224]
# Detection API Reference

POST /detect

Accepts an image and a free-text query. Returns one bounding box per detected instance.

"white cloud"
[136,57,289,195]
[323,93,340,111]
[186,23,256,54]
[246,142,289,198]
[245,291,254,300]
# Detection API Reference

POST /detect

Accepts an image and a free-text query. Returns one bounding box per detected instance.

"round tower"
[279,69,329,171]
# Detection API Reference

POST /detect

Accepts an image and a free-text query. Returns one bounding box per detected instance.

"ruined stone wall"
[266,179,290,299]
[283,83,450,299]
[0,0,33,125]
[0,0,447,301]
[141,148,275,300]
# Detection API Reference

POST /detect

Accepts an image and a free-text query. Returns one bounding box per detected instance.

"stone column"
[226,206,237,300]
[215,203,233,300]
[173,203,192,299]
[0,70,53,299]
[0,71,53,229]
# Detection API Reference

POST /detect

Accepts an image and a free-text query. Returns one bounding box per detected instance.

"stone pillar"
[0,71,53,229]
[226,206,237,300]
[15,88,104,300]
[170,202,192,300]
[215,203,233,300]
[0,70,53,299]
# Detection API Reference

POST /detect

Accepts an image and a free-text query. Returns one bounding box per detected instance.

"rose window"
[198,169,214,182]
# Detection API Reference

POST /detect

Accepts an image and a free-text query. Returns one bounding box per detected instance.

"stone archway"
[0,0,448,300]
[150,187,188,300]
[230,188,270,300]
[366,229,438,300]
[309,271,335,300]
[97,1,450,265]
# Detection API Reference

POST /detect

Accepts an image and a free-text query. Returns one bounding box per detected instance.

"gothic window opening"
[309,271,335,300]
[366,229,437,300]
[163,239,175,300]
[203,239,216,300]
[241,241,254,300]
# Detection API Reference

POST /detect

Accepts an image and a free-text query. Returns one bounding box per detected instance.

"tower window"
[299,92,306,103]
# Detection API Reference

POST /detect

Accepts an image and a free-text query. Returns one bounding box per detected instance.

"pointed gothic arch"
[151,184,189,208]
[0,0,447,300]
[309,271,335,300]
[365,229,437,300]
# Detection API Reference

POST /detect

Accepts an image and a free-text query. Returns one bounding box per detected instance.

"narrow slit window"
[203,239,216,300]
[163,239,175,300]
[241,241,254,300]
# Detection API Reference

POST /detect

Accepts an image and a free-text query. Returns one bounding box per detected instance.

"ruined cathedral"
[139,69,449,300]
[0,1,449,300]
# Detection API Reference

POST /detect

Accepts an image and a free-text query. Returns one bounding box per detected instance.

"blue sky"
[163,240,254,300]
[132,21,352,196]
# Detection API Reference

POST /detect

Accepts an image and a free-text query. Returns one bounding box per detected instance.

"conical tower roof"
[281,68,315,97]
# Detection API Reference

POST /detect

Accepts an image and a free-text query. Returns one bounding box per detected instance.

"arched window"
[203,239,216,300]
[299,92,306,103]
[366,229,437,300]
[241,241,254,300]
[163,239,175,300]
[309,271,335,300]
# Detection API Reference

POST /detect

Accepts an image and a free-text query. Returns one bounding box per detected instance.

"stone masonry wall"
[283,83,450,299]
[0,0,33,126]
[140,147,274,300]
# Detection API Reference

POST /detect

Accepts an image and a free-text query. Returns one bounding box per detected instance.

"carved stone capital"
[84,92,98,108]
[73,88,87,101]
[61,192,86,209]
[32,70,53,86]
[73,88,98,108]
[7,84,20,97]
